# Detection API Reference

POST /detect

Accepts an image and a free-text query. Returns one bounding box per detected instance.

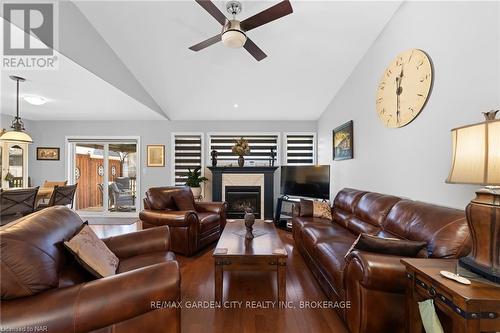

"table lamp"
[446,110,499,283]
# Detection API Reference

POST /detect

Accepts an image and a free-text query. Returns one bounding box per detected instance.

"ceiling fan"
[189,0,293,61]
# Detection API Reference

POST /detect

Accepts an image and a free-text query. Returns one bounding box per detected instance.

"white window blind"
[284,133,316,165]
[208,134,279,165]
[173,134,202,186]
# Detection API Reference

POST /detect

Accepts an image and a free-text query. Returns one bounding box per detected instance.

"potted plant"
[185,167,208,198]
[232,137,251,167]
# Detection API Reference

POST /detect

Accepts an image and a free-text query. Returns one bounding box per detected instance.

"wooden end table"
[213,220,288,303]
[401,258,500,333]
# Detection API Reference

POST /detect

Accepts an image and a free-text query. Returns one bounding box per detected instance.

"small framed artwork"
[147,145,165,167]
[332,120,353,161]
[37,147,60,161]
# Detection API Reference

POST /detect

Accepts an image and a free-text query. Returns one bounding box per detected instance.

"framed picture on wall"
[332,120,353,161]
[147,145,165,167]
[37,147,60,161]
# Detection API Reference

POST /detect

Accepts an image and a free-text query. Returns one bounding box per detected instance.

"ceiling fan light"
[221,30,247,48]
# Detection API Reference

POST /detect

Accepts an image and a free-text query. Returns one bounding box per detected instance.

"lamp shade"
[0,130,33,143]
[447,119,500,185]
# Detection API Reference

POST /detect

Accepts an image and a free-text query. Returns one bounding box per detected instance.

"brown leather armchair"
[292,188,471,333]
[0,206,180,333]
[140,186,228,256]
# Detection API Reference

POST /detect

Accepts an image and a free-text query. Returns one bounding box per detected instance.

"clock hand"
[395,64,404,124]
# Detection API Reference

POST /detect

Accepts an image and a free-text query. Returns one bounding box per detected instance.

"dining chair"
[37,184,78,210]
[0,187,39,226]
[43,180,68,188]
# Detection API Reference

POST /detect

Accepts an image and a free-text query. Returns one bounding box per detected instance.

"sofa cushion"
[347,193,401,235]
[58,260,95,288]
[198,212,220,234]
[0,206,84,300]
[173,187,195,211]
[334,188,367,212]
[145,187,178,210]
[302,223,356,255]
[331,208,351,228]
[64,225,119,278]
[300,199,333,220]
[117,252,176,273]
[382,200,470,258]
[299,199,314,217]
[346,233,428,258]
[293,216,331,230]
[303,223,357,244]
[332,189,367,228]
[315,241,353,294]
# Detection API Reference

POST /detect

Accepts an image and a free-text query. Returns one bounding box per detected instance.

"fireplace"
[225,186,261,219]
[208,166,278,220]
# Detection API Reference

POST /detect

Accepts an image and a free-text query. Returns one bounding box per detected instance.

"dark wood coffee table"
[213,220,288,303]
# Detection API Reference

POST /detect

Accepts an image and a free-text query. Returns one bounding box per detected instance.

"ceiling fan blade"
[240,0,293,32]
[195,0,228,26]
[189,34,222,51]
[243,38,267,61]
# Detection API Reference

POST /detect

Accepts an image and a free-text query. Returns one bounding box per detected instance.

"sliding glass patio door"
[67,138,140,216]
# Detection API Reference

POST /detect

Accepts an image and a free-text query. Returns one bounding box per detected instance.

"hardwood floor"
[91,222,348,333]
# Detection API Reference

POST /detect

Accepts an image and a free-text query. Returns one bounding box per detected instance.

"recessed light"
[234,104,239,108]
[23,95,47,105]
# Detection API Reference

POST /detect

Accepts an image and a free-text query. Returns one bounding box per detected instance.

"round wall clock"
[376,49,433,128]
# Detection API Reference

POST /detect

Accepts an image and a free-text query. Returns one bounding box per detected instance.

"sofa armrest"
[194,201,227,214]
[0,262,180,333]
[139,209,199,227]
[345,250,407,293]
[102,226,171,259]
[195,201,228,230]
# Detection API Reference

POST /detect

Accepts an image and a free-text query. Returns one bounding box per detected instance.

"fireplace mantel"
[208,166,278,220]
[208,166,279,173]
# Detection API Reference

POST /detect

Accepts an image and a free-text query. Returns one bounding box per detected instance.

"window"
[172,133,203,186]
[208,133,279,166]
[67,137,140,216]
[284,132,316,165]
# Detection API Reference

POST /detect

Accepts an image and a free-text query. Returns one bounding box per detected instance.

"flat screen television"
[280,165,330,199]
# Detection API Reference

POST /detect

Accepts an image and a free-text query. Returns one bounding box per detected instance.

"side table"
[401,258,500,333]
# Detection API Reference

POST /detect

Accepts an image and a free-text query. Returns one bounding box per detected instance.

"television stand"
[274,196,300,231]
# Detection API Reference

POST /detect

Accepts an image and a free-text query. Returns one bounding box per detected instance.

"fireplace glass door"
[225,186,261,219]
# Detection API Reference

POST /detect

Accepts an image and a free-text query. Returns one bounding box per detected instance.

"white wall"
[21,118,315,208]
[317,1,500,209]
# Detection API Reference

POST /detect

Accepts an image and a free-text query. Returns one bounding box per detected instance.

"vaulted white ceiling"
[75,1,401,121]
[0,18,164,121]
[1,1,401,121]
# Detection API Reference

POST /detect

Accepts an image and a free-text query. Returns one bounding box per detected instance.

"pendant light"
[0,76,33,143]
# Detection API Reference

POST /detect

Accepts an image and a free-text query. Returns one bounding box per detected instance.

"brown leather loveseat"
[1,206,180,333]
[139,186,227,256]
[293,188,471,333]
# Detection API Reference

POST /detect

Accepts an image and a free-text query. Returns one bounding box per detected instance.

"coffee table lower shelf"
[213,220,288,303]
[214,255,287,303]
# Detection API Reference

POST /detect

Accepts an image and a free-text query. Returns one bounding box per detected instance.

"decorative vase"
[238,155,245,167]
[211,149,218,167]
[244,208,255,240]
[190,186,202,199]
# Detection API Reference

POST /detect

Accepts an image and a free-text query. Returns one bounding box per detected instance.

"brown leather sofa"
[139,186,227,256]
[293,188,471,333]
[1,206,180,333]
